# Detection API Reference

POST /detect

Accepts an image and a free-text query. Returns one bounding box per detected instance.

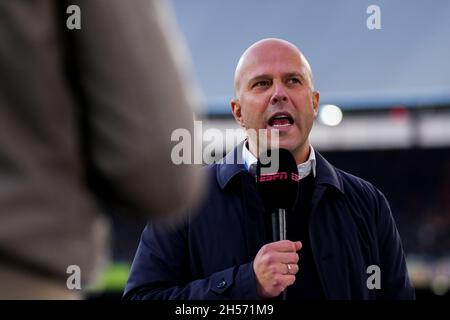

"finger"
[285,263,299,275]
[270,274,296,291]
[268,263,291,276]
[273,263,299,275]
[266,240,301,252]
[269,251,299,264]
[277,274,296,290]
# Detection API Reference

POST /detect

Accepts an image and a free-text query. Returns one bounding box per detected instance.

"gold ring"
[287,264,292,274]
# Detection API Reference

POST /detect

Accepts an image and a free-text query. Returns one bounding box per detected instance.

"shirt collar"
[242,141,316,179]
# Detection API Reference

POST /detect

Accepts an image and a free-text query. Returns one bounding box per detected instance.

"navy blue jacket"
[124,145,415,300]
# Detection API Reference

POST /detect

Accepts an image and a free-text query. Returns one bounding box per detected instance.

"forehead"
[240,43,306,81]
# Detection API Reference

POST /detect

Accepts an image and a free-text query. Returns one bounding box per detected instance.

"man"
[0,0,203,299]
[124,38,415,299]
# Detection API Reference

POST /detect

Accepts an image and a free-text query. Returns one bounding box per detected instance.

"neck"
[293,143,311,165]
[247,140,311,165]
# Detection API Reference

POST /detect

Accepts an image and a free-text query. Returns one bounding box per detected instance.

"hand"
[253,240,302,299]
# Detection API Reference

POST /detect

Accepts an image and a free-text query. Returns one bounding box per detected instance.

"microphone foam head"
[256,148,299,211]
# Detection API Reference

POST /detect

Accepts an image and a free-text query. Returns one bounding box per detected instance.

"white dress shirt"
[242,141,316,179]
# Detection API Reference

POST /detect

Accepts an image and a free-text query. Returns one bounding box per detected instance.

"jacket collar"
[314,151,345,194]
[216,142,247,189]
[216,142,344,194]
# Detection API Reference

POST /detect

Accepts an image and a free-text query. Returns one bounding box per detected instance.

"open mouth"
[268,113,294,127]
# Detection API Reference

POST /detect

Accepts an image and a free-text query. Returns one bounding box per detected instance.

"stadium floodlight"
[318,104,343,126]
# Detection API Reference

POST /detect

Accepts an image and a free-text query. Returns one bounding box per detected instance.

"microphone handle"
[270,208,286,241]
[279,208,286,241]
[271,209,288,300]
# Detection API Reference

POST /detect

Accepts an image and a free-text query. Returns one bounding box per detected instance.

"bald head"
[233,38,315,97]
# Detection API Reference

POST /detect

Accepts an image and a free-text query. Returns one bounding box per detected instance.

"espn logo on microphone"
[258,172,300,182]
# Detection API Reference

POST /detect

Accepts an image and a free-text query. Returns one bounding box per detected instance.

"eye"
[287,78,301,85]
[252,80,270,88]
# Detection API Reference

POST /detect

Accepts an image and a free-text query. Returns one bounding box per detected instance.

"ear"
[312,91,320,118]
[231,99,245,128]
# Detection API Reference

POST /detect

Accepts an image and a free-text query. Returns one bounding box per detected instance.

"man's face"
[231,40,319,162]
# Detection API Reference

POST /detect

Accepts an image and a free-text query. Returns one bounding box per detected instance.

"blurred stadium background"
[88,0,450,299]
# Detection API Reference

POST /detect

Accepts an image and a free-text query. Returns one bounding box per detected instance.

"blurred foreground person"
[0,0,203,299]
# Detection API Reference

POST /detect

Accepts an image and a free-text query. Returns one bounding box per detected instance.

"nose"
[270,83,288,105]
